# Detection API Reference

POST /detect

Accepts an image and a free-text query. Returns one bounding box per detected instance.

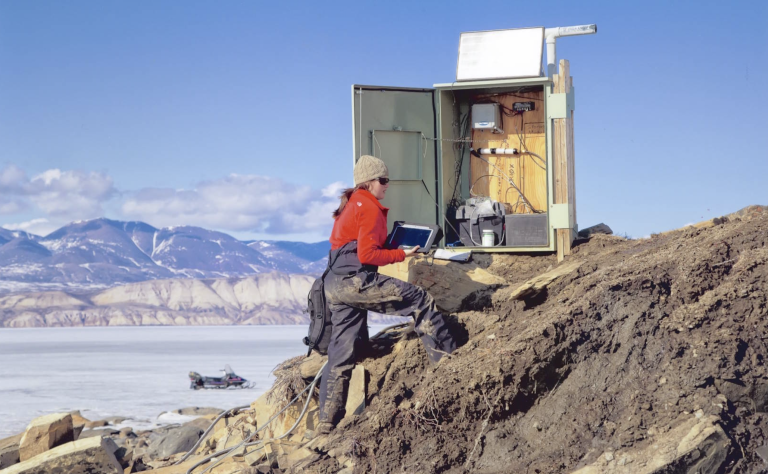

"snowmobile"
[188,365,253,389]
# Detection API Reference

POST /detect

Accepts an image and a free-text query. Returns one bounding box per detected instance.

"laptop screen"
[387,225,433,249]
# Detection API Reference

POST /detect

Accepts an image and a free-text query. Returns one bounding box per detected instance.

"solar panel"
[457,27,544,81]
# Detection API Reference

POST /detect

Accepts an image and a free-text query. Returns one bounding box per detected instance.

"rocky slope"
[299,205,767,473]
[3,206,766,474]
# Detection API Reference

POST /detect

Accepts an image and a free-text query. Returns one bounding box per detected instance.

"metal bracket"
[546,87,575,119]
[549,203,573,229]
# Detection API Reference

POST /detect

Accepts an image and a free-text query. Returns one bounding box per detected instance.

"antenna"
[544,25,597,77]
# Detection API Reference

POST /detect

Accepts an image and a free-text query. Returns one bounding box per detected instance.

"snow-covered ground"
[0,325,391,438]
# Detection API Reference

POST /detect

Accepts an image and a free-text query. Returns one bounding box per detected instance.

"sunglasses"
[377,177,390,185]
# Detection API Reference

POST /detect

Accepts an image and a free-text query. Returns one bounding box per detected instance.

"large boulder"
[18,412,74,461]
[146,425,203,460]
[68,411,90,428]
[1,436,122,474]
[183,417,215,431]
[0,433,22,469]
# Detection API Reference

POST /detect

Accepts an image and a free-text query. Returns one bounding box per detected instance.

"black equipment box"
[512,101,535,112]
[455,199,505,247]
[505,214,548,246]
[386,221,443,253]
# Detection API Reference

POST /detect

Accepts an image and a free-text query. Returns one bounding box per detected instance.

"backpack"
[303,250,336,356]
[302,242,361,357]
[303,270,332,356]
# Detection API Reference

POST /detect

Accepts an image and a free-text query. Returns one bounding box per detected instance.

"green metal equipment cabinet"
[352,66,577,255]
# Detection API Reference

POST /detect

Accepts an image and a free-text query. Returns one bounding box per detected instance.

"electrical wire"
[469,174,502,198]
[471,153,538,213]
[180,322,412,474]
[373,132,382,159]
[473,91,543,103]
[175,405,250,465]
[414,132,461,241]
[200,371,321,474]
[186,362,328,474]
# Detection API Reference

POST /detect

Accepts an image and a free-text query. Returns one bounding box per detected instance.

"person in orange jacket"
[317,155,459,434]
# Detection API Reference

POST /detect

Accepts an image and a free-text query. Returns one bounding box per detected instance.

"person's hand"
[403,245,420,257]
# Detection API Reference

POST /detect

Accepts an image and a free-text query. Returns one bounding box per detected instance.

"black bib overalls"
[318,241,458,425]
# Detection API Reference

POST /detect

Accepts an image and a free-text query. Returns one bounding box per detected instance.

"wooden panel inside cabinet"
[469,89,547,214]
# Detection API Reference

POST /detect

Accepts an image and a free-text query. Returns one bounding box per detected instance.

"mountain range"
[0,218,330,293]
[0,267,407,328]
[0,273,314,327]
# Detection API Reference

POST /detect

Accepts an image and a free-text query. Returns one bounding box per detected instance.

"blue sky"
[1,0,765,241]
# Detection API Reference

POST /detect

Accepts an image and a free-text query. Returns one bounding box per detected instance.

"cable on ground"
[181,322,410,473]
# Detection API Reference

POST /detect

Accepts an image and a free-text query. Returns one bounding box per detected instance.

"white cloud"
[2,218,57,237]
[0,164,342,238]
[0,165,116,220]
[27,169,115,217]
[321,181,348,198]
[121,174,341,235]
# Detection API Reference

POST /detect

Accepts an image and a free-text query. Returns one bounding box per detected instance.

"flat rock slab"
[508,260,582,301]
[344,365,366,418]
[133,459,199,474]
[19,412,74,461]
[2,436,122,474]
[570,415,730,474]
[79,428,118,439]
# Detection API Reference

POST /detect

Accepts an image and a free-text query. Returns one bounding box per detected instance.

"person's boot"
[316,422,334,435]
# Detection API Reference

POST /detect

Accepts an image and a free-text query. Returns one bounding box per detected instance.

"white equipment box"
[472,103,503,134]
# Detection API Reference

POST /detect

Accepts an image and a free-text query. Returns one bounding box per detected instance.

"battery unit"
[505,214,548,246]
[455,200,505,247]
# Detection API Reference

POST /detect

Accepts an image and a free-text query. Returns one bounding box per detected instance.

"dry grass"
[348,437,378,474]
[400,386,444,433]
[265,355,310,409]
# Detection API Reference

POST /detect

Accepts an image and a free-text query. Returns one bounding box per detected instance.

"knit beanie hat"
[354,155,389,186]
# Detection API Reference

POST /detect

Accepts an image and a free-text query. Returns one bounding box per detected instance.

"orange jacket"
[329,189,406,266]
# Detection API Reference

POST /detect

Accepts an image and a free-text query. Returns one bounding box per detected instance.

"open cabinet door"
[352,85,439,234]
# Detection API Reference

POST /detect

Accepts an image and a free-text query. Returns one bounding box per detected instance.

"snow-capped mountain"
[247,240,330,274]
[0,218,329,290]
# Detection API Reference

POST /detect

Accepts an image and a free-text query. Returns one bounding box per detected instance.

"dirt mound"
[304,206,768,473]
